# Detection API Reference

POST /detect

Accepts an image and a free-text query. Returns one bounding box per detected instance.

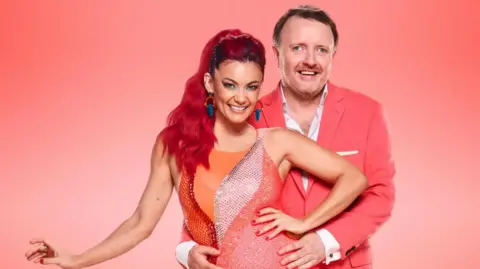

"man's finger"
[298,260,318,269]
[280,247,307,266]
[278,241,303,255]
[281,252,300,266]
[196,246,220,256]
[286,254,313,269]
[206,263,225,269]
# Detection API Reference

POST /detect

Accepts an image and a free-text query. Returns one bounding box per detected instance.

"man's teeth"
[298,71,317,75]
[230,105,247,112]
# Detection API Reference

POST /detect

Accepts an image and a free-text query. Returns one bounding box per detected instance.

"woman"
[25,29,368,269]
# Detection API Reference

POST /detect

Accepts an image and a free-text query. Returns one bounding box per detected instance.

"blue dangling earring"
[204,92,215,117]
[207,104,214,117]
[254,101,263,121]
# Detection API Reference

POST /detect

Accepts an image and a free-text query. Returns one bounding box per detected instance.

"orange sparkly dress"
[178,131,298,269]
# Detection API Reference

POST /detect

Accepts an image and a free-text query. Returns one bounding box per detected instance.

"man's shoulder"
[259,87,280,104]
[258,82,384,112]
[330,83,382,112]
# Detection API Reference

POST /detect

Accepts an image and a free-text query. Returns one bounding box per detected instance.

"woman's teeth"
[229,105,247,112]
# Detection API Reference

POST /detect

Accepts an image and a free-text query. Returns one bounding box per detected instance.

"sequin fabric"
[214,133,298,269]
[213,140,262,243]
[178,167,218,264]
[179,129,301,268]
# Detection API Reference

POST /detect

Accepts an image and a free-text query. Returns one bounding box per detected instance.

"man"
[176,5,395,269]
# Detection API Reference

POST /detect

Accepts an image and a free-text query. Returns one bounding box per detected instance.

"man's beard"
[295,88,323,100]
[284,82,326,102]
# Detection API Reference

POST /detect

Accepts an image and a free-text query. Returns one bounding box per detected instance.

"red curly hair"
[159,29,266,175]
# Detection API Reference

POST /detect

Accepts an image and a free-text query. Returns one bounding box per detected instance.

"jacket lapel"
[305,82,346,197]
[317,82,346,146]
[259,86,286,129]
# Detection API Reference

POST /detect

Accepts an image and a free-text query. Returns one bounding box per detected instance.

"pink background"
[1,0,478,268]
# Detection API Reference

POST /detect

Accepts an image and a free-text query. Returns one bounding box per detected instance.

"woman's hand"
[252,208,309,240]
[25,238,80,269]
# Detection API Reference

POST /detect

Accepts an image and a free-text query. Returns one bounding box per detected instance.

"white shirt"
[175,85,341,267]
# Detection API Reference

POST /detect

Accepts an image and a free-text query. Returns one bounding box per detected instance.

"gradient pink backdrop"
[1,0,478,268]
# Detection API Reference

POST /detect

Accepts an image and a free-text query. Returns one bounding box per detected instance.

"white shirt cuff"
[316,229,341,264]
[175,240,198,269]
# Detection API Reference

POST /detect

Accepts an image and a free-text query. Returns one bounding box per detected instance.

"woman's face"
[205,60,263,125]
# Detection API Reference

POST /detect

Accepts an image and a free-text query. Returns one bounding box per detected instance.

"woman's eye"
[223,83,235,89]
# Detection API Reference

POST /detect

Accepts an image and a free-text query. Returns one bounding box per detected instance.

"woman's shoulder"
[151,133,174,163]
[153,133,167,153]
[152,133,182,175]
[258,127,304,154]
[258,127,302,141]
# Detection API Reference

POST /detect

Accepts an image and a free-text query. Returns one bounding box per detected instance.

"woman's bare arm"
[268,128,369,231]
[72,137,174,268]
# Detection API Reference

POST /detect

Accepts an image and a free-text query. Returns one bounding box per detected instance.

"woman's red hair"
[159,29,266,175]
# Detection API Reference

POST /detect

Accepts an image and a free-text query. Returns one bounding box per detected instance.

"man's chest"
[287,110,369,171]
[328,123,368,170]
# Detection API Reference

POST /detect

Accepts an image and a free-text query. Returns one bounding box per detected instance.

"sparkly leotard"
[178,130,299,269]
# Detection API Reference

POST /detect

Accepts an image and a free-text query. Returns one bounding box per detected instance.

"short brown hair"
[273,5,339,47]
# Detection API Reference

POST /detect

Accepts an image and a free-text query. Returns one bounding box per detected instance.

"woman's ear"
[204,72,214,94]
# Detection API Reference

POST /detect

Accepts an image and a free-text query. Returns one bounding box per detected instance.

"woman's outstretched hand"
[25,238,80,269]
[253,207,309,240]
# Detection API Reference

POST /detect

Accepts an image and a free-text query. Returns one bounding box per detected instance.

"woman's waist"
[216,228,297,268]
[218,222,297,253]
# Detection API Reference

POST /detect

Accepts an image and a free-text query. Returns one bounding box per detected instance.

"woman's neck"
[214,119,251,137]
[213,116,256,152]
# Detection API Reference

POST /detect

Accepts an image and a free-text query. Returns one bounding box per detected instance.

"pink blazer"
[179,81,396,269]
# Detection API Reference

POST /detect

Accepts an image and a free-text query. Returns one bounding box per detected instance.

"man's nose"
[304,50,317,66]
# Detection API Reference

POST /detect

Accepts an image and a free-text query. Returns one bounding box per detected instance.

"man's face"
[273,16,335,99]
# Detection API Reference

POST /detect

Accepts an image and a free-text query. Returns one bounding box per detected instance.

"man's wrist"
[176,241,198,268]
[316,229,341,264]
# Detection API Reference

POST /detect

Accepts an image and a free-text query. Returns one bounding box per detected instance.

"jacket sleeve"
[317,103,396,259]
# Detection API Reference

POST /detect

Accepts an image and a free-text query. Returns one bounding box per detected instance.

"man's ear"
[272,45,280,68]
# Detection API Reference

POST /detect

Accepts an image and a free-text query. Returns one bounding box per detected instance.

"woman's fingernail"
[39,259,44,264]
[255,231,260,236]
